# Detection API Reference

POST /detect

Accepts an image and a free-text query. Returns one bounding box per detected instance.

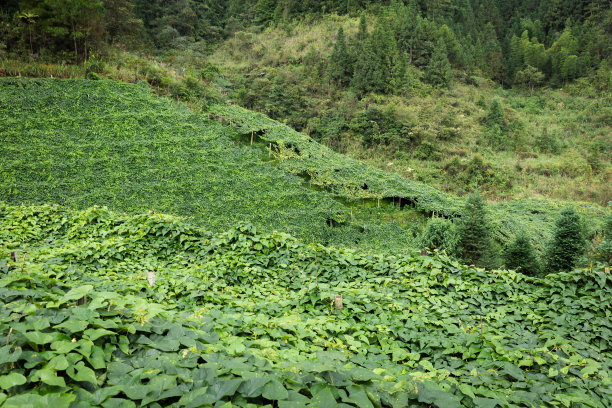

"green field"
[1,203,610,407]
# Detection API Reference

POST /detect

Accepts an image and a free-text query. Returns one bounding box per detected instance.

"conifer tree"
[504,231,540,276]
[328,26,353,87]
[357,13,368,43]
[545,208,585,273]
[455,192,499,268]
[352,37,377,95]
[425,37,452,87]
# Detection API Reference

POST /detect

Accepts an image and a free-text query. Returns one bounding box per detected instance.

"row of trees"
[420,193,610,275]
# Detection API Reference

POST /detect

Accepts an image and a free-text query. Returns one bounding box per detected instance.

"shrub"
[418,217,458,254]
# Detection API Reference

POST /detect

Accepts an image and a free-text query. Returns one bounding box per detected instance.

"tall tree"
[327,26,353,87]
[425,37,452,87]
[545,208,585,273]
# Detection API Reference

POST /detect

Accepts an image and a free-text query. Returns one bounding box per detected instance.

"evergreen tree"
[370,19,397,93]
[356,13,368,43]
[327,26,352,87]
[545,208,585,273]
[352,37,377,96]
[425,37,452,87]
[504,231,540,276]
[455,192,499,268]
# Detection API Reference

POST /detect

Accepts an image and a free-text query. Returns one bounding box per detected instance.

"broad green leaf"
[32,368,66,387]
[0,373,27,390]
[23,331,55,345]
[416,382,460,408]
[67,362,98,386]
[61,285,93,303]
[262,379,288,401]
[311,386,337,408]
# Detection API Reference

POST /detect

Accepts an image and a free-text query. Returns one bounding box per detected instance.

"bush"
[418,217,458,254]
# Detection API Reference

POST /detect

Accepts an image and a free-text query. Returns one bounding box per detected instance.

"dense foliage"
[2,0,610,88]
[1,203,611,407]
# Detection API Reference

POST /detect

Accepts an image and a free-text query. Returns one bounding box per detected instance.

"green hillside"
[0,77,608,258]
[1,203,610,407]
[0,77,409,250]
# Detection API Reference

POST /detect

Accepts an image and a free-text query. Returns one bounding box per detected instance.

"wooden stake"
[6,327,12,345]
[10,252,17,262]
[334,295,343,310]
[605,267,610,274]
[147,271,156,287]
[77,296,86,306]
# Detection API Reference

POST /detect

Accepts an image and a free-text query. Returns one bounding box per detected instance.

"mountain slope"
[0,77,607,255]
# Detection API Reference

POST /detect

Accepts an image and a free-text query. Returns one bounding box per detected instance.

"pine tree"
[357,13,368,43]
[370,19,397,93]
[504,231,540,276]
[545,208,585,273]
[328,26,352,87]
[456,192,499,268]
[425,37,453,87]
[352,37,377,95]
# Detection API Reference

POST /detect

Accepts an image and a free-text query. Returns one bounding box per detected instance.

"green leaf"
[32,368,67,387]
[262,379,288,401]
[51,340,79,354]
[209,378,242,400]
[2,392,75,408]
[61,285,93,303]
[84,328,115,341]
[0,373,27,390]
[347,385,373,408]
[238,376,270,398]
[47,355,69,371]
[67,362,98,386]
[473,397,500,408]
[55,319,88,333]
[311,385,337,408]
[24,331,55,345]
[416,382,460,408]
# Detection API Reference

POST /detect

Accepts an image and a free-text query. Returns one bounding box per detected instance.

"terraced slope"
[0,204,610,407]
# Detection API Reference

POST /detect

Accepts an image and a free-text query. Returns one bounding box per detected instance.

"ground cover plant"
[0,203,610,407]
[1,77,608,260]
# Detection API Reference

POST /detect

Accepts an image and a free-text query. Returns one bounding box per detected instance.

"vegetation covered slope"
[0,77,608,257]
[1,203,610,407]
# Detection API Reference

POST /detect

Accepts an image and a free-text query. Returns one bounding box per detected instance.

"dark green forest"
[1,0,611,88]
